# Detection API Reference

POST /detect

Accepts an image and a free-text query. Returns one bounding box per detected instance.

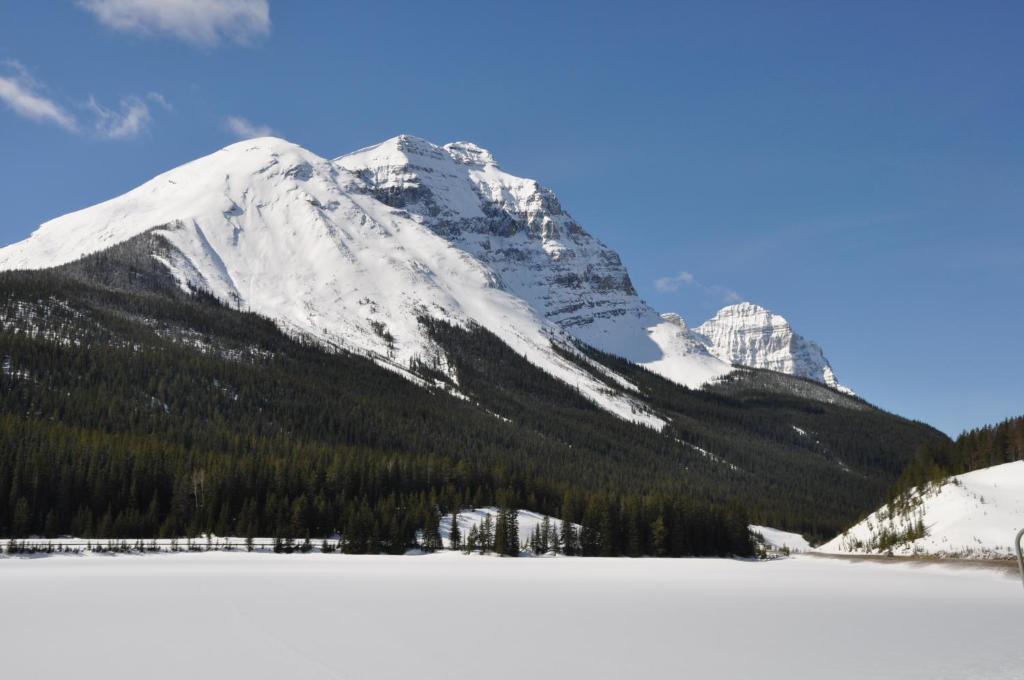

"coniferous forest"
[0,234,950,552]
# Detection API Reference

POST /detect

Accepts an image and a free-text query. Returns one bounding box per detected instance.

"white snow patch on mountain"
[819,460,1024,558]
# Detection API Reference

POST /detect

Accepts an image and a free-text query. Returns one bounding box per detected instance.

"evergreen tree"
[465,524,479,554]
[493,510,507,556]
[480,515,494,553]
[539,515,552,554]
[560,517,576,556]
[448,512,461,551]
[506,507,519,556]
[421,509,442,552]
[650,515,668,557]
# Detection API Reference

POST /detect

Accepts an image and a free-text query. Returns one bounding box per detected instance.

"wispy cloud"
[225,115,274,139]
[77,0,271,47]
[0,61,78,132]
[87,93,166,140]
[654,270,742,305]
[0,60,168,140]
[654,271,695,293]
[146,91,172,111]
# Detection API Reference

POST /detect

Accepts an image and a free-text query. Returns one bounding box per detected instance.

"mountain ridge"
[0,135,849,412]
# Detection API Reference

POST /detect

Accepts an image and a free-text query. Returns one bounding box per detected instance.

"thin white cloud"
[0,62,78,132]
[0,60,166,141]
[77,0,271,47]
[654,270,742,305]
[654,271,695,293]
[146,91,172,111]
[225,115,274,139]
[715,287,743,304]
[87,94,160,139]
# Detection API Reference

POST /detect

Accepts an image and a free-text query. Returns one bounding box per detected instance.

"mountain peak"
[340,134,455,169]
[710,302,785,325]
[695,302,852,394]
[443,141,498,167]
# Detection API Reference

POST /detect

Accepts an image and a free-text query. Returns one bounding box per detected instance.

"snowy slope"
[0,137,664,427]
[749,524,812,553]
[336,135,729,388]
[819,460,1024,558]
[694,302,851,393]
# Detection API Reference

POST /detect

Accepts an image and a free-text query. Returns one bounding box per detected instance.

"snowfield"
[1,552,1020,680]
[820,460,1024,558]
[750,524,812,552]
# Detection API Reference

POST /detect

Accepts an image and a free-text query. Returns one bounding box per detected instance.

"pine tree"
[449,512,461,551]
[550,518,562,554]
[506,508,519,556]
[560,517,576,556]
[421,509,442,552]
[465,524,479,554]
[539,515,552,554]
[650,515,668,557]
[494,510,507,556]
[480,515,494,553]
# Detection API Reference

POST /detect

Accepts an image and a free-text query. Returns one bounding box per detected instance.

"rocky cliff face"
[335,136,728,383]
[694,302,851,393]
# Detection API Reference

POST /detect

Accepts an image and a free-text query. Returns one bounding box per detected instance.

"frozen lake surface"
[1,552,1021,679]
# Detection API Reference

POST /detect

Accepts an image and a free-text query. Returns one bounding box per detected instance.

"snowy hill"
[750,524,812,553]
[818,460,1024,558]
[0,136,851,424]
[694,302,851,393]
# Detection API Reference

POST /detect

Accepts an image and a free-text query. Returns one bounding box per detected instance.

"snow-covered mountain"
[334,135,726,387]
[0,135,847,423]
[818,461,1024,558]
[694,302,851,393]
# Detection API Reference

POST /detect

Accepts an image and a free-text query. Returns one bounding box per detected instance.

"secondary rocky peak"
[694,302,851,393]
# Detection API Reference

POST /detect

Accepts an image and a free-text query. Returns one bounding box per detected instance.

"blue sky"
[0,1,1021,436]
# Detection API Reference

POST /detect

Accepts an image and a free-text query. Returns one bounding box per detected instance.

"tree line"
[0,236,948,550]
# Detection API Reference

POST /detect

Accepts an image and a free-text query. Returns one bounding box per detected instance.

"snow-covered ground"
[820,460,1024,558]
[750,524,812,552]
[1,552,1020,680]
